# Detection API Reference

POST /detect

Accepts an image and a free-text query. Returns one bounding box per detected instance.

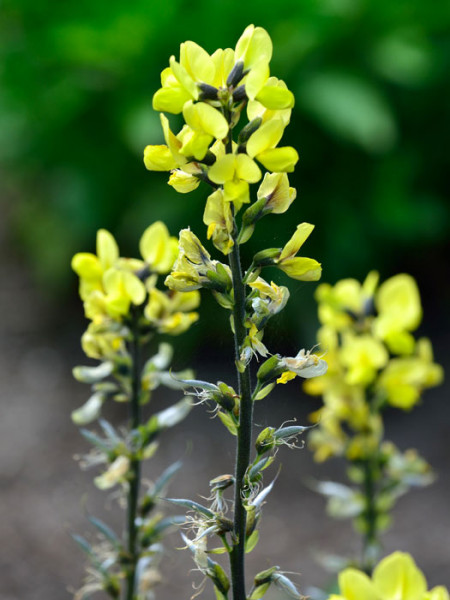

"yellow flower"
[276,223,322,281]
[208,152,262,209]
[339,333,389,386]
[153,41,216,113]
[248,276,290,328]
[329,551,447,600]
[203,188,234,255]
[378,338,443,410]
[168,169,201,193]
[144,288,200,335]
[139,221,179,274]
[316,271,379,331]
[246,118,299,172]
[374,274,422,355]
[277,348,328,382]
[165,229,232,293]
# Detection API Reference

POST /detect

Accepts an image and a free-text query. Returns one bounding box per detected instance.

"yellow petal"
[257,146,299,172]
[245,61,270,101]
[257,172,296,214]
[168,170,200,193]
[152,86,192,114]
[96,229,119,271]
[373,552,427,600]
[426,587,450,600]
[279,257,322,281]
[72,253,102,280]
[143,144,177,171]
[235,153,262,183]
[183,100,228,139]
[208,154,236,184]
[169,55,198,99]
[180,41,215,84]
[247,118,285,158]
[235,25,273,68]
[280,223,315,261]
[122,271,147,305]
[256,85,295,110]
[338,568,379,600]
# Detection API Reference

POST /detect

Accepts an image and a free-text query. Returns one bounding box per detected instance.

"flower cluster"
[329,552,448,600]
[305,272,443,461]
[143,25,307,258]
[72,222,200,362]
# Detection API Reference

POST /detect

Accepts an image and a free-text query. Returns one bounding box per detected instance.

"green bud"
[253,247,281,267]
[254,566,279,587]
[209,563,230,594]
[256,355,283,384]
[242,197,268,228]
[255,427,276,454]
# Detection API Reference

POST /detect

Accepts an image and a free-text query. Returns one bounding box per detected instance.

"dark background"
[1,0,449,598]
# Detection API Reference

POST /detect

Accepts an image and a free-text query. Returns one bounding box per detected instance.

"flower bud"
[255,427,276,454]
[256,355,283,384]
[226,60,245,87]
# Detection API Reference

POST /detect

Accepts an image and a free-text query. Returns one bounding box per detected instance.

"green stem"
[125,313,141,600]
[361,457,378,574]
[228,235,253,600]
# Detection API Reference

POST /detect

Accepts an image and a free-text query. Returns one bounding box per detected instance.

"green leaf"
[165,498,215,519]
[254,383,275,400]
[88,516,119,545]
[217,411,238,436]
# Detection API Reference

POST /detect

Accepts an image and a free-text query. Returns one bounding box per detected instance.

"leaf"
[72,534,93,557]
[98,419,121,443]
[217,411,238,436]
[151,461,182,497]
[79,428,110,451]
[88,516,119,545]
[165,498,215,519]
[152,515,186,536]
[73,361,114,383]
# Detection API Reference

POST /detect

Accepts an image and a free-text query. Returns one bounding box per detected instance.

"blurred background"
[1,0,449,598]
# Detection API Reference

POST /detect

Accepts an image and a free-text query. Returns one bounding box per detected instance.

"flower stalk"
[125,310,142,600]
[228,227,254,600]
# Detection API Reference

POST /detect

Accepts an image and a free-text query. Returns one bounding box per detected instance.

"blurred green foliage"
[1,0,449,342]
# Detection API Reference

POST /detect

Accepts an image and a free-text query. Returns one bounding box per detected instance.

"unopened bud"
[233,85,247,102]
[227,60,245,87]
[255,427,276,454]
[238,117,262,144]
[198,83,219,100]
[257,355,283,384]
[253,247,281,267]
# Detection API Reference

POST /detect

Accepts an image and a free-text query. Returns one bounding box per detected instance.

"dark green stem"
[228,235,253,600]
[125,314,141,600]
[361,457,378,574]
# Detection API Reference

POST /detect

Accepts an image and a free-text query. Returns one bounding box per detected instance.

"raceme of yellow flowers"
[72,222,200,359]
[71,221,199,424]
[304,271,443,462]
